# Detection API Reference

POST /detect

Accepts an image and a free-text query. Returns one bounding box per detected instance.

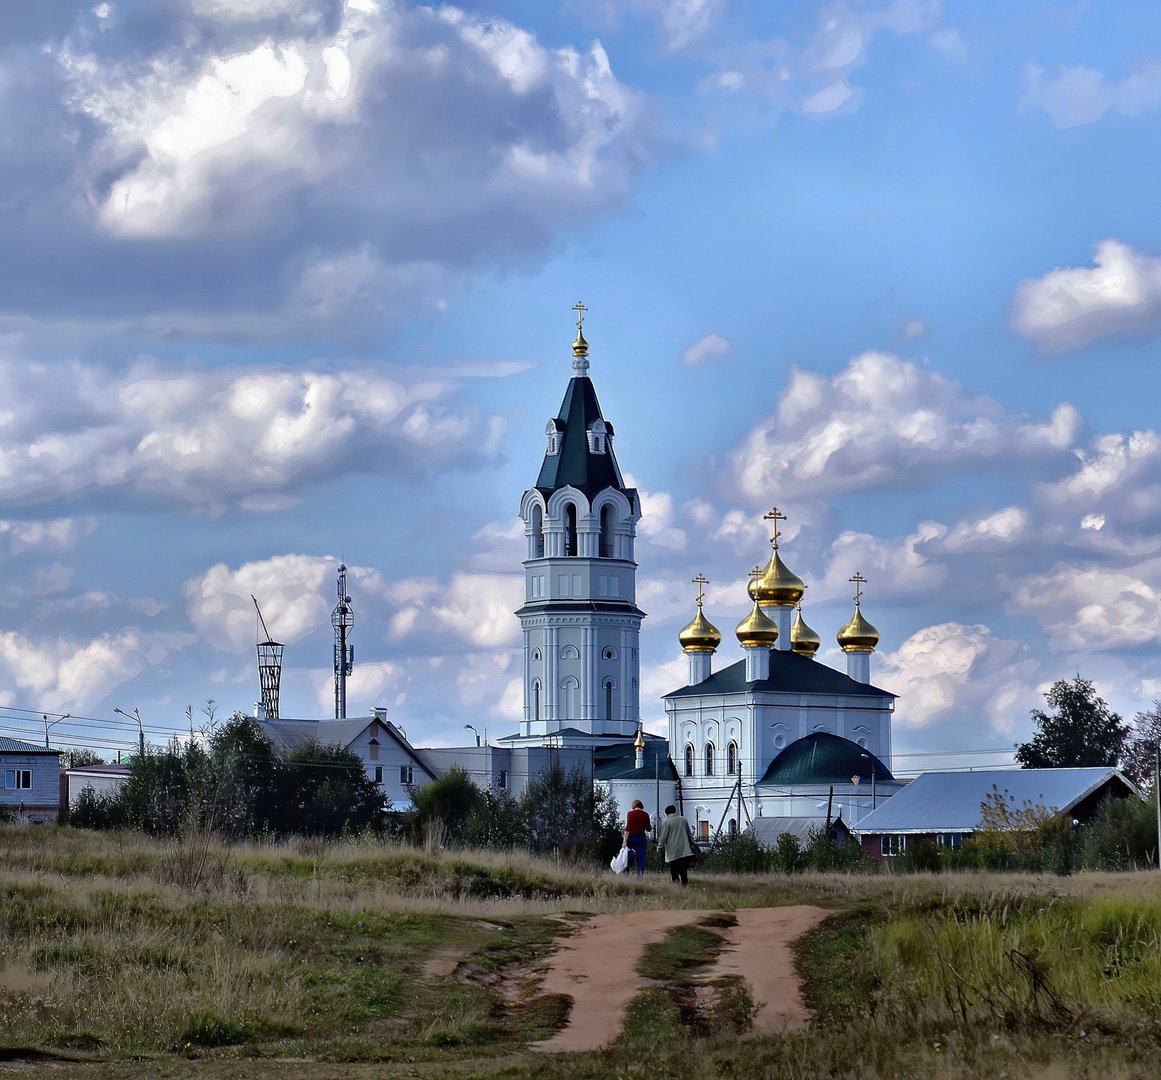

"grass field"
[3,824,1161,1078]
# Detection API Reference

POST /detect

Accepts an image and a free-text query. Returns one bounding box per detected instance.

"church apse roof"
[756,732,897,788]
[663,652,895,700]
[535,375,637,507]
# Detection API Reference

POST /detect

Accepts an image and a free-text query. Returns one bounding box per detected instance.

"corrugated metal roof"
[0,737,61,755]
[854,768,1137,834]
[664,653,894,699]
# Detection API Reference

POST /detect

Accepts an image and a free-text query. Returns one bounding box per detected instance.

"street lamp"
[860,752,877,811]
[43,712,69,749]
[464,724,480,748]
[114,707,144,758]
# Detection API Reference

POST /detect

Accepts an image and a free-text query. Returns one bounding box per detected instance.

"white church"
[490,309,902,840]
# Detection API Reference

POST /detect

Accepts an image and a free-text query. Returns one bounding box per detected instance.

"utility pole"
[1155,745,1160,868]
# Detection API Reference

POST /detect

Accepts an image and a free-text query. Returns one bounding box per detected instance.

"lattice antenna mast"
[252,595,283,720]
[332,563,354,719]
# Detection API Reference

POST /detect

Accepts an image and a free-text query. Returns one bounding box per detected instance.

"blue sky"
[2,0,1161,769]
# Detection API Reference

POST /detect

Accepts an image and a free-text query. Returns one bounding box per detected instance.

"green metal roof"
[664,654,894,699]
[756,732,897,788]
[535,376,636,507]
[593,736,677,782]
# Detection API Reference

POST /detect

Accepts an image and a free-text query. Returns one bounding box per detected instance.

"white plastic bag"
[610,846,630,873]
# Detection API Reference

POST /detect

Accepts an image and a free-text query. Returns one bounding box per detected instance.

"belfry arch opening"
[565,503,578,557]
[531,505,544,558]
[599,505,614,558]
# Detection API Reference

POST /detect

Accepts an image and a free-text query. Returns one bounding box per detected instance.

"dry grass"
[6,824,1161,1079]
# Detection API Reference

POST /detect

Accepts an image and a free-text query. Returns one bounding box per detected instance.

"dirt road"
[532,905,827,1052]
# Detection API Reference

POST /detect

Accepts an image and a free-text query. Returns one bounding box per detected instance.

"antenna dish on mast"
[252,595,284,720]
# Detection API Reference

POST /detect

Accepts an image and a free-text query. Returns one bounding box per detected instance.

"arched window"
[532,679,541,721]
[561,676,579,718]
[531,505,544,558]
[599,505,614,558]
[705,742,715,776]
[684,743,694,777]
[727,741,738,775]
[368,738,379,762]
[728,818,737,837]
[565,503,578,557]
[603,679,615,721]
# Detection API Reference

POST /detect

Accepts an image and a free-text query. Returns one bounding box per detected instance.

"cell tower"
[252,595,283,720]
[332,563,354,719]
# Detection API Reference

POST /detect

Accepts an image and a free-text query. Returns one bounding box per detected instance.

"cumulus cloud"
[0,357,505,511]
[1007,562,1161,651]
[824,523,947,597]
[1022,62,1161,129]
[0,517,98,556]
[308,658,402,716]
[185,553,385,653]
[388,572,523,649]
[0,627,192,713]
[878,622,1037,733]
[730,351,1078,503]
[1,1,651,338]
[1011,240,1161,351]
[942,506,1027,550]
[680,331,731,366]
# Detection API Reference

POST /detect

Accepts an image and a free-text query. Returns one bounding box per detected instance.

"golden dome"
[755,546,805,607]
[837,602,879,652]
[679,607,721,653]
[573,327,588,356]
[791,603,821,657]
[736,599,779,648]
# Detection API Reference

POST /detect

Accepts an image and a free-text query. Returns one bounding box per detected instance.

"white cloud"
[1008,562,1161,651]
[878,622,1037,733]
[731,351,1074,503]
[1011,239,1161,351]
[680,331,731,366]
[0,517,98,556]
[309,659,401,716]
[942,506,1027,550]
[0,627,192,713]
[185,554,384,653]
[824,524,947,597]
[801,80,855,114]
[1022,62,1161,130]
[388,572,523,649]
[0,357,503,512]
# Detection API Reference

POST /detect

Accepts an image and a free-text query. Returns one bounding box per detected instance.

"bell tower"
[515,304,644,740]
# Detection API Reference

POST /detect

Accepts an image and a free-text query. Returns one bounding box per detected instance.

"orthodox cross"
[849,571,867,605]
[763,506,787,547]
[572,300,588,331]
[692,572,709,607]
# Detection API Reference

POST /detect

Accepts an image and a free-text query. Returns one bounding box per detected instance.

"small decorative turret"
[679,574,720,685]
[571,300,590,376]
[737,567,778,681]
[753,507,804,650]
[634,722,645,770]
[837,572,879,683]
[790,597,821,658]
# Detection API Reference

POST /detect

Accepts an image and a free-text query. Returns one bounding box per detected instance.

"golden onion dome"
[837,602,879,652]
[755,546,805,607]
[736,599,779,648]
[790,603,821,657]
[634,724,645,752]
[679,606,721,653]
[573,327,588,356]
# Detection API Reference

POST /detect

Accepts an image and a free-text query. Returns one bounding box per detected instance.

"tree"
[1121,702,1161,790]
[283,740,387,836]
[1015,676,1128,769]
[60,747,104,769]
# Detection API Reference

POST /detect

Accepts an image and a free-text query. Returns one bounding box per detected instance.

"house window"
[400,765,414,786]
[5,770,31,790]
[498,770,508,790]
[684,743,694,777]
[368,738,379,761]
[699,819,710,840]
[727,741,738,775]
[936,833,963,850]
[882,835,907,857]
[374,766,383,784]
[705,742,715,777]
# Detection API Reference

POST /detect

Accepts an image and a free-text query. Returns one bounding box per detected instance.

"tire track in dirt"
[531,905,827,1052]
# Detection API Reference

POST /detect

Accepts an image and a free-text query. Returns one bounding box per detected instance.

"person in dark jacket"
[656,804,694,886]
[623,799,650,877]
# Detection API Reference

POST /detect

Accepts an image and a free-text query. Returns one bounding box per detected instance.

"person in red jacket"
[623,799,651,878]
